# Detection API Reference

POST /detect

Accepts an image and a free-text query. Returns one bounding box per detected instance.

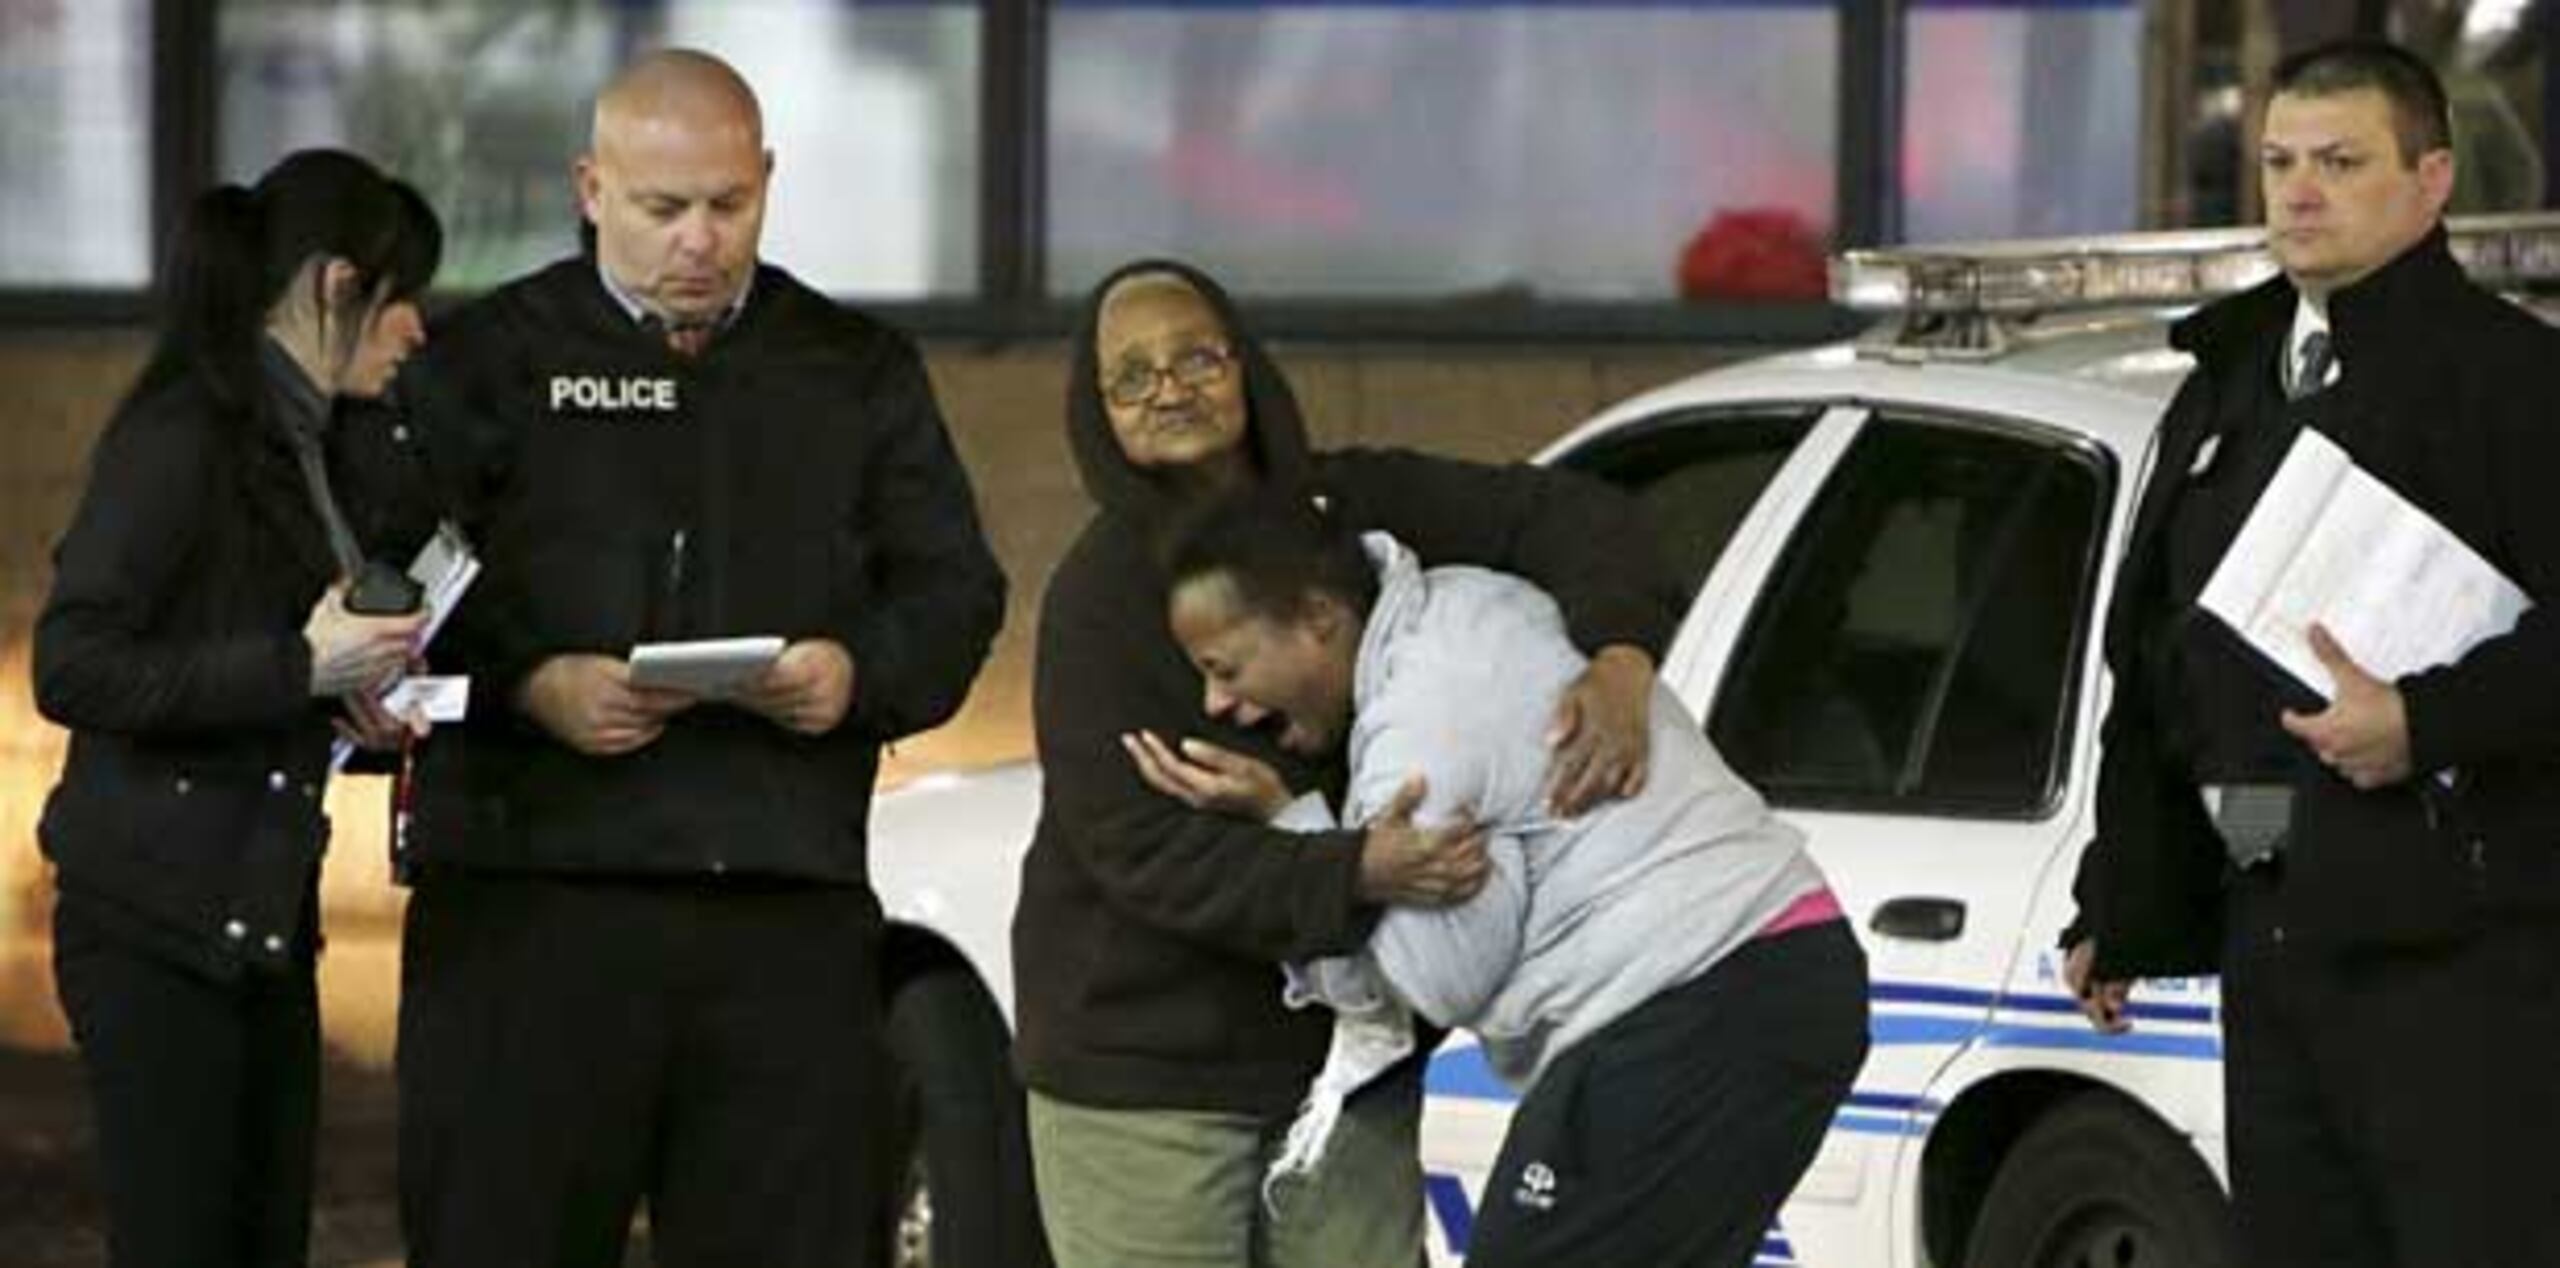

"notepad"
[628,635,786,697]
[2200,429,2529,701]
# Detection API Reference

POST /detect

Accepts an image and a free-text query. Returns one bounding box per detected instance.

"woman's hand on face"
[1122,729,1293,821]
[304,582,424,697]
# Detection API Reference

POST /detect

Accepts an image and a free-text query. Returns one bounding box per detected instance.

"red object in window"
[1678,208,1829,301]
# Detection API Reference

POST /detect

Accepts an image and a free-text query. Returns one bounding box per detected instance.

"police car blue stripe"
[1834,1091,1942,1137]
[1981,1023,2222,1059]
[1425,1172,1475,1253]
[1869,1013,1984,1045]
[1872,981,2216,1025]
[1423,1044,1508,1099]
[1871,1010,2219,1059]
[1833,1112,1931,1137]
[1998,992,2218,1025]
[1844,1090,1938,1113]
[1422,984,2217,1139]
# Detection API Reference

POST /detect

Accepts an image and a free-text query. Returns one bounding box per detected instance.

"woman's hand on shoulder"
[1544,644,1655,816]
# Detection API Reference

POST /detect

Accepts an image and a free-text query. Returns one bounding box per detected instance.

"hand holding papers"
[2281,625,2417,790]
[330,524,482,772]
[628,635,786,698]
[2200,429,2530,702]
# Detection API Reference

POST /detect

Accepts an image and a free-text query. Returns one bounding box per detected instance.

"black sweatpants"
[51,893,321,1268]
[2221,866,2560,1268]
[1465,920,1869,1268]
[397,872,891,1268]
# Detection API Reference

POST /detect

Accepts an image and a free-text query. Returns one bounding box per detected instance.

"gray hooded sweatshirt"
[1267,533,1826,1188]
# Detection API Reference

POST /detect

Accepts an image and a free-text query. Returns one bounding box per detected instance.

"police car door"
[1673,402,2114,1266]
[1414,401,1840,1263]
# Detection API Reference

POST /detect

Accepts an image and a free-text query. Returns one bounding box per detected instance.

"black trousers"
[1465,920,1870,1268]
[51,893,321,1268]
[397,872,891,1268]
[2222,866,2560,1268]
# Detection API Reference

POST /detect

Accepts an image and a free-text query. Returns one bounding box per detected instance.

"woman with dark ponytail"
[32,148,442,1268]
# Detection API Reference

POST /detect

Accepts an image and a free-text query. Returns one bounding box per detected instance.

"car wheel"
[881,964,1053,1268]
[1962,1090,2233,1268]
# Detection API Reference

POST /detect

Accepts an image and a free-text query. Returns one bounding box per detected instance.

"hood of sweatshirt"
[1065,259,1315,526]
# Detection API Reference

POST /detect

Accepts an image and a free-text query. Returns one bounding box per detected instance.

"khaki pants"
[1028,1073,1424,1268]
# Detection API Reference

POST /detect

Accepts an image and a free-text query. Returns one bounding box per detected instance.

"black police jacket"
[34,370,347,980]
[403,259,1005,882]
[2071,228,2560,977]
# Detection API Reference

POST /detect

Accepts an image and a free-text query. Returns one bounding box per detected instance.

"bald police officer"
[397,49,1004,1268]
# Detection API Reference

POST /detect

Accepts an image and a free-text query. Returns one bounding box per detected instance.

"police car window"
[1551,410,1816,603]
[1708,416,2104,817]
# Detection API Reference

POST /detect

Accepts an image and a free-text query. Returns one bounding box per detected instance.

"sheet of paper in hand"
[629,635,787,697]
[408,522,481,645]
[380,674,471,724]
[2200,428,2530,701]
[330,523,482,773]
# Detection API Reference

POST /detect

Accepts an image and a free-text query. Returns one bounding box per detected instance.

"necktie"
[2290,331,2333,401]
[665,323,714,358]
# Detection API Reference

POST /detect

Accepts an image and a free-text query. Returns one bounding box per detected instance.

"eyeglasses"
[1103,344,1235,408]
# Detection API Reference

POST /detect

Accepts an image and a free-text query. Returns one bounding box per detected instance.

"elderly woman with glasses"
[1007,258,1688,1268]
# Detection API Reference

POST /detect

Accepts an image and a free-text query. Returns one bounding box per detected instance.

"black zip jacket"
[1012,260,1686,1114]
[34,367,348,980]
[2071,228,2560,977]
[402,258,1005,882]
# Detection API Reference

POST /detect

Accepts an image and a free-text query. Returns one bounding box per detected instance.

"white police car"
[866,213,2560,1268]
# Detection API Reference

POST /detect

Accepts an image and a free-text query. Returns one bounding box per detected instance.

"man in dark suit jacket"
[2061,39,2560,1268]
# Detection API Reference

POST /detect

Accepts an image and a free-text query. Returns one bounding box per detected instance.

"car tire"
[881,964,1053,1268]
[1961,1090,2233,1268]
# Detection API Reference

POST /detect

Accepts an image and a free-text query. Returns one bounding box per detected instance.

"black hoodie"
[1012,260,1686,1114]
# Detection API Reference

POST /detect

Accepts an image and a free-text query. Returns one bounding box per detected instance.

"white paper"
[330,523,483,772]
[629,635,786,697]
[380,675,471,724]
[405,522,481,648]
[2199,429,2530,701]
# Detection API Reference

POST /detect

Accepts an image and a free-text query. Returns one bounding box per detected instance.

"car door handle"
[1870,896,1967,942]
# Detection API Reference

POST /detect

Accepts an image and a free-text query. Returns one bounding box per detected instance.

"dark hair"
[145,148,443,412]
[1161,486,1379,625]
[2272,39,2452,166]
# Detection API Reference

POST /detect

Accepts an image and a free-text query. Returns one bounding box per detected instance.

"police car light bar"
[1832,212,2560,317]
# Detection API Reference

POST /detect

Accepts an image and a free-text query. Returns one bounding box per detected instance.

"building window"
[1901,0,2146,241]
[216,0,981,298]
[0,0,152,289]
[1047,2,1840,300]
